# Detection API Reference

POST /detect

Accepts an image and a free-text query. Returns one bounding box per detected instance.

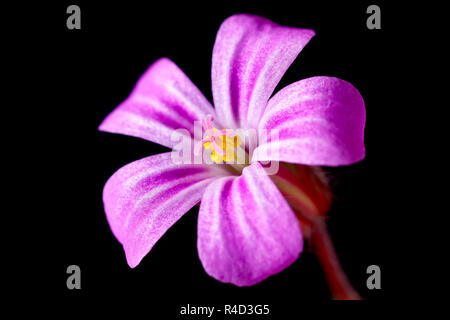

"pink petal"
[211,14,315,129]
[99,58,217,148]
[197,162,303,286]
[103,152,227,268]
[252,77,366,166]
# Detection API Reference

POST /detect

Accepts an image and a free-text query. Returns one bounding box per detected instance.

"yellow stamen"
[206,128,242,164]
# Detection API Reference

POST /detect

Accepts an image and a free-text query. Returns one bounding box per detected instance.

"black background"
[17,0,410,315]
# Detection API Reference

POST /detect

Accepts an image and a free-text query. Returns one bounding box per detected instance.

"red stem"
[311,218,361,300]
[271,163,361,299]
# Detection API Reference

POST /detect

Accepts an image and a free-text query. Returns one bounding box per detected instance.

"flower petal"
[197,162,303,286]
[103,152,227,268]
[99,58,217,148]
[212,14,315,129]
[252,77,366,166]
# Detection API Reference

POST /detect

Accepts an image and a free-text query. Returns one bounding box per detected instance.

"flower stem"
[271,163,362,299]
[310,217,361,300]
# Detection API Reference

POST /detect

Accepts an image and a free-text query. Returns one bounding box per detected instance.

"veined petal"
[103,152,227,268]
[197,162,303,286]
[99,58,217,148]
[252,77,366,166]
[212,14,315,130]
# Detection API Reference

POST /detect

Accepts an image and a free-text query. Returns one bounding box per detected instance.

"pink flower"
[99,14,365,286]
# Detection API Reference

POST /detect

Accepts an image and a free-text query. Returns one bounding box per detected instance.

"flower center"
[195,115,244,164]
